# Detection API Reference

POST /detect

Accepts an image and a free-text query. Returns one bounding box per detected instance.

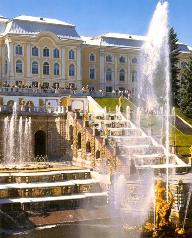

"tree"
[169,27,180,105]
[178,58,192,115]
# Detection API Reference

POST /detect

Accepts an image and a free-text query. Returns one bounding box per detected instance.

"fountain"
[3,102,33,166]
[104,0,191,237]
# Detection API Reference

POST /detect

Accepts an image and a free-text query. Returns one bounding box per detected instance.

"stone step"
[109,136,153,146]
[117,145,164,155]
[0,192,108,205]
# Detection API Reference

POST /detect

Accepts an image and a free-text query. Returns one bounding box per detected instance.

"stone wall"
[0,113,71,162]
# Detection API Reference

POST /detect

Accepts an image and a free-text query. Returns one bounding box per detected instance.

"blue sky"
[1,0,192,45]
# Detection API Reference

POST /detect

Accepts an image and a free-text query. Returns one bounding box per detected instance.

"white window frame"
[54,62,60,76]
[43,62,50,75]
[16,59,23,73]
[69,49,75,60]
[119,56,126,64]
[105,54,113,63]
[43,47,50,57]
[16,45,23,55]
[53,48,60,58]
[32,61,39,74]
[32,46,38,57]
[69,64,75,76]
[89,53,96,62]
[89,66,95,80]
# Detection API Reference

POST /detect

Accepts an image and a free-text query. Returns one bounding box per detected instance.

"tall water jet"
[3,103,33,165]
[138,0,170,197]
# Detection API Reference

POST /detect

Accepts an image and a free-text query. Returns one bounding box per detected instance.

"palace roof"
[82,33,192,53]
[0,15,80,40]
[177,43,192,54]
[82,33,146,48]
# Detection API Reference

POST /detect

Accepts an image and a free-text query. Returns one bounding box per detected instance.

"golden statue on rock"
[155,179,174,230]
[144,179,174,237]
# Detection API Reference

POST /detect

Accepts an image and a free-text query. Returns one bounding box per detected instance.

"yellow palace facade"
[0,15,191,93]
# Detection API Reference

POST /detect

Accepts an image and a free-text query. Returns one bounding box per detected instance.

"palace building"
[0,15,191,94]
[0,15,82,89]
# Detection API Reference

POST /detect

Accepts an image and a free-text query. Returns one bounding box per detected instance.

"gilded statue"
[144,179,174,237]
[83,111,89,121]
[155,179,174,229]
[66,95,72,108]
[104,127,110,137]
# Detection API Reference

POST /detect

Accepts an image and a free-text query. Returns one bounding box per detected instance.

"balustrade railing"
[0,105,66,114]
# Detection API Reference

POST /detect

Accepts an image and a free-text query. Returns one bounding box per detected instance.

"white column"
[6,40,14,82]
[27,45,31,80]
[61,47,65,80]
[127,56,131,91]
[114,55,118,90]
[76,47,82,89]
[100,51,105,90]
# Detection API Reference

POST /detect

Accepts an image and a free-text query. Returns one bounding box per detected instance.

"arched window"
[86,141,91,153]
[132,71,137,82]
[5,60,8,74]
[69,64,75,76]
[32,46,38,56]
[43,62,49,75]
[89,53,95,61]
[16,60,23,73]
[32,61,38,74]
[43,47,49,57]
[89,67,95,79]
[132,57,138,64]
[69,49,75,60]
[35,130,46,156]
[16,45,22,55]
[106,54,112,63]
[119,56,125,63]
[54,63,59,75]
[106,68,112,81]
[77,132,81,149]
[53,48,59,58]
[96,150,100,159]
[119,69,125,81]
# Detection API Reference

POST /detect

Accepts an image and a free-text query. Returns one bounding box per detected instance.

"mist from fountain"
[183,186,192,229]
[107,0,172,232]
[3,102,33,165]
[138,0,170,197]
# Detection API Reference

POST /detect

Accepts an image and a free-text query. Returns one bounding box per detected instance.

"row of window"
[88,53,138,64]
[15,45,76,59]
[15,60,75,76]
[104,69,137,82]
[105,55,138,64]
[15,45,137,64]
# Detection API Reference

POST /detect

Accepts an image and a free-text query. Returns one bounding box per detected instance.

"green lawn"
[175,107,192,126]
[170,127,192,155]
[94,97,136,112]
[95,97,192,155]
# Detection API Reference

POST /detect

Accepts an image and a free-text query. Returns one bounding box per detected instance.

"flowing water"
[109,0,171,231]
[138,0,170,197]
[3,103,32,165]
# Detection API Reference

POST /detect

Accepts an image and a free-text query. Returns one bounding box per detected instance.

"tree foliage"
[178,58,192,116]
[169,27,180,105]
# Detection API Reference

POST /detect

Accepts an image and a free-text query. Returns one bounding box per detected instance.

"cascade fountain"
[138,0,170,197]
[3,102,33,165]
[107,0,183,236]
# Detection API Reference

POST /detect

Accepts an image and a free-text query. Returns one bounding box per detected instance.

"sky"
[1,0,192,45]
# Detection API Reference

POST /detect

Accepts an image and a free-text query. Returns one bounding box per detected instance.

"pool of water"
[3,222,143,238]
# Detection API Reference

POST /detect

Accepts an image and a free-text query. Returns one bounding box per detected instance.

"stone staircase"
[0,168,107,213]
